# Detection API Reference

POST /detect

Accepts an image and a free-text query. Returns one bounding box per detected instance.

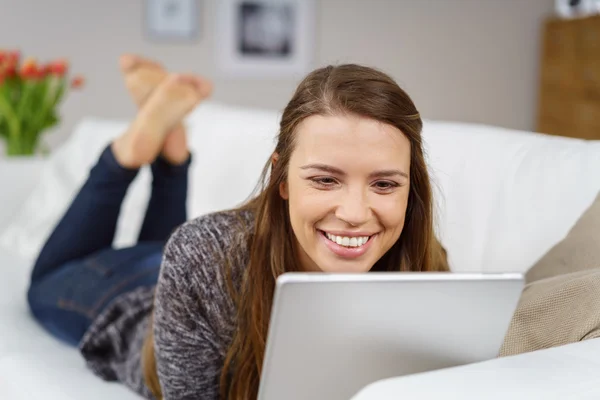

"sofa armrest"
[351,338,600,399]
[0,158,45,231]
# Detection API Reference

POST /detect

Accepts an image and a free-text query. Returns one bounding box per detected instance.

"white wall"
[0,0,553,152]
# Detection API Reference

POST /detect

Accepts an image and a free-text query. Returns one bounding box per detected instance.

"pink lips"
[319,230,374,259]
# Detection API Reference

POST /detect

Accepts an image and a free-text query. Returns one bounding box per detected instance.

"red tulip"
[70,75,85,89]
[36,67,47,79]
[49,59,68,77]
[0,50,17,66]
[39,63,53,78]
[0,51,15,81]
[5,64,16,78]
[19,57,39,79]
[6,51,19,66]
[0,51,15,71]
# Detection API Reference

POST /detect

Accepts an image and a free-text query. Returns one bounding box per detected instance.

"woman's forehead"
[291,114,411,167]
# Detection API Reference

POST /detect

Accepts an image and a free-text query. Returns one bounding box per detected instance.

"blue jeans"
[27,145,190,346]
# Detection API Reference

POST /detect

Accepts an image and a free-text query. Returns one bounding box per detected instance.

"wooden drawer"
[537,17,600,140]
[538,87,576,122]
[580,57,600,97]
[539,92,600,140]
[573,98,600,140]
[579,15,600,61]
[540,18,580,89]
[543,18,579,61]
[537,116,568,136]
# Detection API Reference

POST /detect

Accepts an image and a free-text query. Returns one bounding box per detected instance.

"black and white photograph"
[554,0,600,18]
[217,0,315,78]
[238,2,294,57]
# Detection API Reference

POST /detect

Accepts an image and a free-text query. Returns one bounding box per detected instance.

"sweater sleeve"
[154,213,245,399]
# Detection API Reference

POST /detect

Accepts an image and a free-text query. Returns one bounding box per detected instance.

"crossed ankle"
[160,150,190,166]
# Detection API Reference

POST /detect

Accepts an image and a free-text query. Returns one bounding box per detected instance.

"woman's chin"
[314,253,373,273]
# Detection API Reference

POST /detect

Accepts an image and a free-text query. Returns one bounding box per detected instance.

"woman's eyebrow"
[369,169,409,179]
[300,163,344,175]
[300,164,408,179]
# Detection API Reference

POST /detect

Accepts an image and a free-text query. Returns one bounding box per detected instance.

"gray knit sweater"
[79,209,254,399]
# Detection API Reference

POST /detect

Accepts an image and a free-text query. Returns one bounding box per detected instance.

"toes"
[119,54,141,73]
[119,53,165,74]
[173,74,213,99]
[195,78,213,99]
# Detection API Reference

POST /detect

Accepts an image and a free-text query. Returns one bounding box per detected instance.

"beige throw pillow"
[500,191,600,356]
[526,192,600,284]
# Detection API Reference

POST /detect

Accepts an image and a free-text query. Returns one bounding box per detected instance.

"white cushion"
[0,249,142,399]
[0,158,45,230]
[423,121,600,273]
[350,337,600,400]
[0,354,141,400]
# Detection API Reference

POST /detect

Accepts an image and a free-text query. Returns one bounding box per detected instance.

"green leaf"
[16,81,35,125]
[28,78,52,135]
[0,95,20,141]
[51,78,66,107]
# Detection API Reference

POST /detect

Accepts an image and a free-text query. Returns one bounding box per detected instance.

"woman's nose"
[335,191,370,227]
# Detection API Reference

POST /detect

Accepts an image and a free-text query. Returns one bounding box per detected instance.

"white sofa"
[0,102,599,399]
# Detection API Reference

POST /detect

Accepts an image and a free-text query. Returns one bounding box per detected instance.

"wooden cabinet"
[537,16,600,140]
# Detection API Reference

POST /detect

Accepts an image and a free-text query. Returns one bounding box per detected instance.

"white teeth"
[325,232,371,248]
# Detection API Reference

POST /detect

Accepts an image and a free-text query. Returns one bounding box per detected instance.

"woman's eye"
[311,177,337,186]
[374,181,398,190]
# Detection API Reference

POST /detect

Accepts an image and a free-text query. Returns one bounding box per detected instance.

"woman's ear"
[272,153,289,199]
[279,182,289,199]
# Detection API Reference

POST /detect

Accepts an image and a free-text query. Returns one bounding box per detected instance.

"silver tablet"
[258,272,524,400]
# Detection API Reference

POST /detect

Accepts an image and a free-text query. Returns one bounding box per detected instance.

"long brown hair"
[143,64,449,399]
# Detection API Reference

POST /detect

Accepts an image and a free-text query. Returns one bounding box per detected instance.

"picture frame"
[145,0,199,41]
[555,0,600,18]
[216,0,316,78]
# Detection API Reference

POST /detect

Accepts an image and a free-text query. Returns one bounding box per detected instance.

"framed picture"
[216,0,316,78]
[145,0,199,41]
[555,0,600,18]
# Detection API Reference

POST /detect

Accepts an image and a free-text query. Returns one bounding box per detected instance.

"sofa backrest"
[422,120,600,273]
[1,101,599,274]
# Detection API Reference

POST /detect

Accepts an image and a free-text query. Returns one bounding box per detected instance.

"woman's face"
[280,114,411,273]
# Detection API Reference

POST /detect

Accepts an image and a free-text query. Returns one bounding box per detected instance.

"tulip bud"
[20,57,39,79]
[40,64,50,77]
[51,59,68,77]
[71,75,85,89]
[0,51,5,64]
[6,51,20,68]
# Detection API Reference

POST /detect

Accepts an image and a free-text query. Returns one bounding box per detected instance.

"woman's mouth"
[324,232,372,247]
[318,230,375,259]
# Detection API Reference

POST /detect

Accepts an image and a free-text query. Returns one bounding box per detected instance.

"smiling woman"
[24,57,449,400]
[195,64,451,399]
[281,114,412,273]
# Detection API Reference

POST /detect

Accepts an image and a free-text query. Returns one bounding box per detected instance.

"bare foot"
[119,54,166,106]
[112,74,211,168]
[118,54,212,165]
